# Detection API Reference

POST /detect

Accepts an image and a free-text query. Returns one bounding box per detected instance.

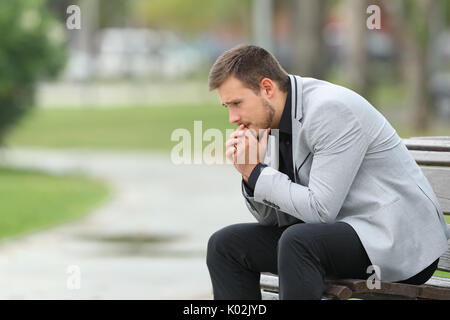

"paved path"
[0,148,254,299]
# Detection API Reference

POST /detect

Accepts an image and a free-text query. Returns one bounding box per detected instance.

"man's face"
[218,76,275,132]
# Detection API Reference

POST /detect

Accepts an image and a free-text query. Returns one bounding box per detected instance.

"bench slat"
[260,273,278,292]
[322,284,353,300]
[407,136,450,142]
[332,278,450,299]
[425,276,450,288]
[420,167,450,215]
[261,276,450,300]
[409,150,450,166]
[403,139,450,152]
[438,243,450,273]
[333,279,423,298]
[261,291,279,300]
[261,273,352,300]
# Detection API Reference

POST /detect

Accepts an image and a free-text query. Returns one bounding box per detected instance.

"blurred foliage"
[390,0,450,46]
[133,0,251,35]
[98,0,130,28]
[0,0,66,143]
[443,0,450,26]
[403,0,430,46]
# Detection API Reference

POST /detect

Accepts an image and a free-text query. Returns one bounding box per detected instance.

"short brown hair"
[208,44,290,93]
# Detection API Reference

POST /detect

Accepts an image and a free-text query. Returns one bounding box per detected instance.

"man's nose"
[228,111,241,124]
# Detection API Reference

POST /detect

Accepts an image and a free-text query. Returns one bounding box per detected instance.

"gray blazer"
[242,75,450,282]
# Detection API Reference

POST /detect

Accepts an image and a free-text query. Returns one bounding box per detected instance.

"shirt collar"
[277,78,292,135]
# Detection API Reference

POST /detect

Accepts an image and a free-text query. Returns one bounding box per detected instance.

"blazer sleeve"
[252,101,370,223]
[241,180,301,227]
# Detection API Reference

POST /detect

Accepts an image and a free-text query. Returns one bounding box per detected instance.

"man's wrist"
[247,162,268,190]
[242,169,254,184]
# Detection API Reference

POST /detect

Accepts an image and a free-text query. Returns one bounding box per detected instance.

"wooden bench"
[260,136,450,300]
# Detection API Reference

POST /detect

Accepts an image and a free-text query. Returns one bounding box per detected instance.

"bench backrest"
[404,137,450,274]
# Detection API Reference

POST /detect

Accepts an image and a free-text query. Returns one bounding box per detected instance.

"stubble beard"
[244,97,275,140]
[260,97,275,132]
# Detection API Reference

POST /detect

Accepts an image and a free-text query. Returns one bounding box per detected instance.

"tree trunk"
[382,0,435,133]
[252,0,274,53]
[291,0,327,78]
[343,0,370,98]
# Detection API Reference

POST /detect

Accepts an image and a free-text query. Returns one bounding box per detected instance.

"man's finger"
[229,125,246,139]
[244,128,258,142]
[225,138,238,148]
[235,135,246,149]
[226,146,236,161]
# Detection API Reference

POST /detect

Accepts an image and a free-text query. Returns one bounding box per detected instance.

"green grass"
[5,104,230,151]
[436,217,450,279]
[433,270,450,279]
[0,167,109,240]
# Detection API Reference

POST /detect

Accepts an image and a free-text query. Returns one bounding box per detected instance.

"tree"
[382,0,438,132]
[133,0,250,36]
[343,0,370,98]
[291,0,327,78]
[0,0,66,143]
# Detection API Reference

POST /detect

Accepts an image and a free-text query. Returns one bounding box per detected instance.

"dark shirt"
[243,79,294,196]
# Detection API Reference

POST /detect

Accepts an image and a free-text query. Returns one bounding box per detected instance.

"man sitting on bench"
[206,44,450,300]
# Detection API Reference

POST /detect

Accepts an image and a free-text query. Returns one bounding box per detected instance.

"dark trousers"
[206,222,439,300]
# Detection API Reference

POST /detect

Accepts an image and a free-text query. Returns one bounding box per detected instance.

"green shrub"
[0,0,66,143]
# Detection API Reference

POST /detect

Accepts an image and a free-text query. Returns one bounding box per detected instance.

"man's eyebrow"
[222,99,242,106]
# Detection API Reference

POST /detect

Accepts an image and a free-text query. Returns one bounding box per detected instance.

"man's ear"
[260,78,275,98]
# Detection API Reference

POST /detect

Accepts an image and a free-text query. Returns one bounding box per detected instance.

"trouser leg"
[207,221,372,300]
[278,222,372,300]
[206,222,288,300]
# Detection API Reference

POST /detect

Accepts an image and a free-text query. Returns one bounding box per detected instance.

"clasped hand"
[225,124,270,183]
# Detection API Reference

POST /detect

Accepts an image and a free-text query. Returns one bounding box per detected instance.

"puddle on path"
[73,232,205,258]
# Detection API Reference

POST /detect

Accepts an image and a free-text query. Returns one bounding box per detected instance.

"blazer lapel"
[263,75,309,175]
[290,75,311,180]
